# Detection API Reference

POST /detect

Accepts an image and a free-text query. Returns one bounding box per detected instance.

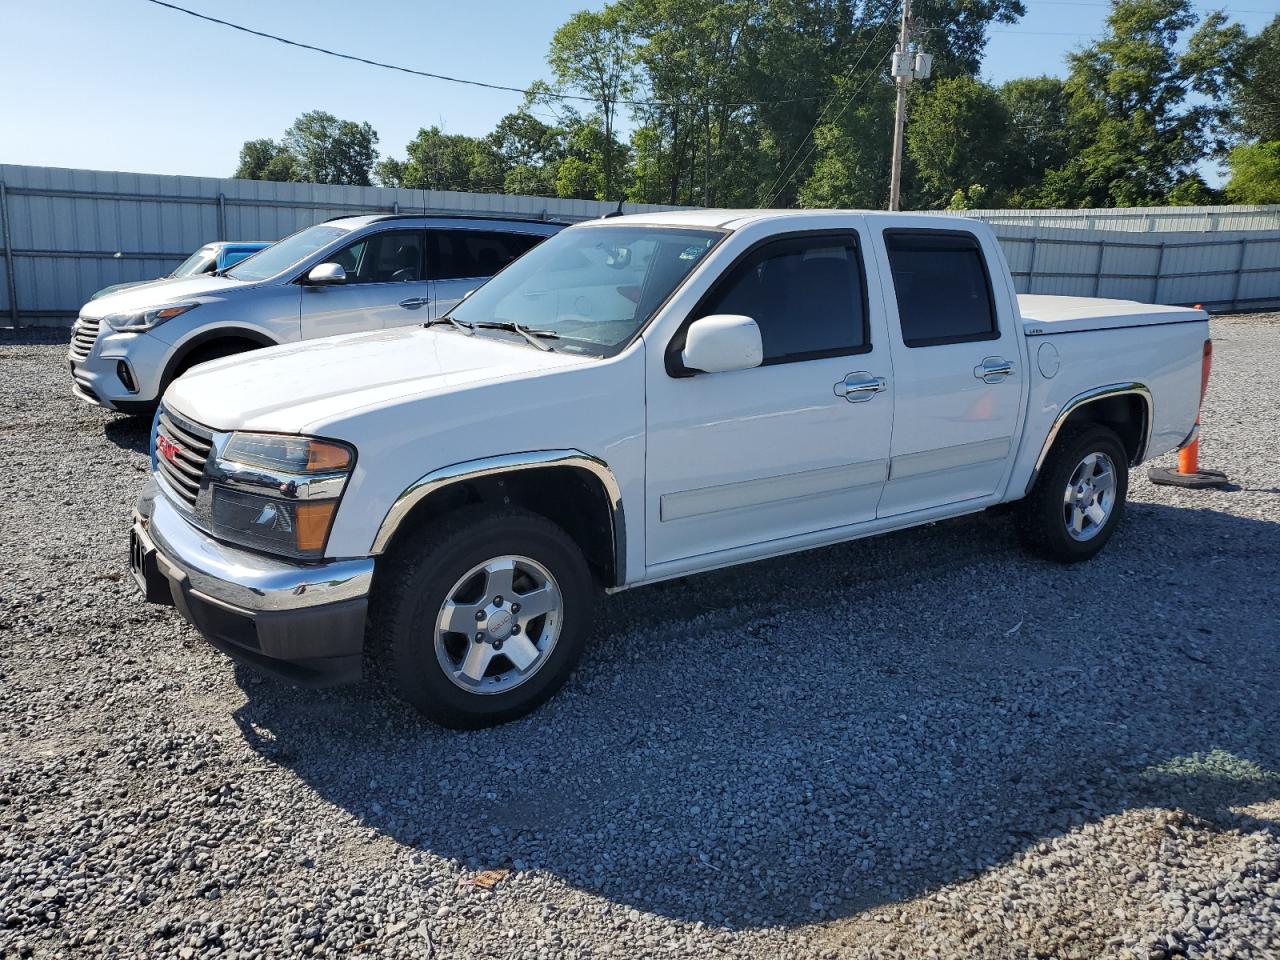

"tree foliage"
[234,138,296,182]
[1229,16,1280,143]
[282,111,379,186]
[236,1,1270,211]
[907,76,1011,207]
[547,7,636,200]
[1037,0,1244,207]
[234,111,378,186]
[1224,141,1280,204]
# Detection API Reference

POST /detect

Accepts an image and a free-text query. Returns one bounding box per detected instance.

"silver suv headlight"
[208,432,356,560]
[104,302,199,332]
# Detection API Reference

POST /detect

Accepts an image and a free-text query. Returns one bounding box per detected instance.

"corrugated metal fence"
[948,204,1280,233]
[985,222,1280,309]
[0,164,683,328]
[2,163,1279,328]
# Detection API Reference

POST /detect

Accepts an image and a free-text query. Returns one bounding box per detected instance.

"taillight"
[1199,339,1212,408]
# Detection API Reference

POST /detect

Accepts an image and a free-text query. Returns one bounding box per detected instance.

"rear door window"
[884,231,997,347]
[428,230,546,280]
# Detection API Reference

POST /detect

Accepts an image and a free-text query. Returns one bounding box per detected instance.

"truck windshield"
[449,225,722,356]
[226,225,350,282]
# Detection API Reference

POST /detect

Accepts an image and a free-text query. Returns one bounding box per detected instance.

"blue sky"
[2,0,1276,181]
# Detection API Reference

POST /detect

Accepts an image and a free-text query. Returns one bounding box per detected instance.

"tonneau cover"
[1018,294,1207,336]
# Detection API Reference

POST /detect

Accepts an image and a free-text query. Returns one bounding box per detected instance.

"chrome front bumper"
[131,481,375,685]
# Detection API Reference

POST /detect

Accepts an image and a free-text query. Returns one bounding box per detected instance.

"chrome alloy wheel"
[1063,451,1118,541]
[433,555,563,694]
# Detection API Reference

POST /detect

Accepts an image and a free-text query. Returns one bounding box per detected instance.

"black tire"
[1017,424,1129,563]
[374,505,595,728]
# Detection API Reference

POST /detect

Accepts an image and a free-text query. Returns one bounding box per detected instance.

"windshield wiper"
[424,316,475,335]
[473,321,560,352]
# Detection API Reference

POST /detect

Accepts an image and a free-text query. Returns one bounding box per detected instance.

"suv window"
[428,229,545,281]
[884,231,997,347]
[697,235,868,364]
[333,230,423,284]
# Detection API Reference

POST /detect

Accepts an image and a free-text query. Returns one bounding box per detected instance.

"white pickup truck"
[130,210,1211,727]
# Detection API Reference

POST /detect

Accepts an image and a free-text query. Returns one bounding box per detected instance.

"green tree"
[377,127,506,192]
[490,105,568,196]
[796,76,895,209]
[906,76,1011,208]
[233,138,297,182]
[1224,141,1280,204]
[1165,175,1220,205]
[1041,0,1244,207]
[997,76,1070,204]
[281,111,379,186]
[1229,16,1280,143]
[547,7,637,200]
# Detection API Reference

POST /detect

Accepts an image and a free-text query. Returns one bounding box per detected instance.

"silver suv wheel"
[1064,451,1117,541]
[433,555,563,694]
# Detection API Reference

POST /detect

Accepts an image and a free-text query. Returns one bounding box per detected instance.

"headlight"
[208,432,355,560]
[104,302,199,332]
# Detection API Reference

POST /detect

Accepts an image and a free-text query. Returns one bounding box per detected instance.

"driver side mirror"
[681,314,763,374]
[306,262,347,286]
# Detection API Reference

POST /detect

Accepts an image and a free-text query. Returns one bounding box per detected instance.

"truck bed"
[1018,294,1207,336]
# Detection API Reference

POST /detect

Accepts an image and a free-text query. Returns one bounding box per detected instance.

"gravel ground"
[1,314,1278,960]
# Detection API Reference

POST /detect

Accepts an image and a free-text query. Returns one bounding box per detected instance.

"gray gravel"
[2,314,1279,960]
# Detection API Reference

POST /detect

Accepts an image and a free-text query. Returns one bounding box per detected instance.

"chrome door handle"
[974,356,1015,383]
[399,297,430,308]
[834,372,887,403]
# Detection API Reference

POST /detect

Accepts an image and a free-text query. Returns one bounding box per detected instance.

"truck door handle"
[834,372,887,402]
[399,297,430,309]
[974,357,1015,383]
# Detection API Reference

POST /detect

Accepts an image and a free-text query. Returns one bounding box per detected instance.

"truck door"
[644,228,895,567]
[300,229,430,338]
[869,225,1025,518]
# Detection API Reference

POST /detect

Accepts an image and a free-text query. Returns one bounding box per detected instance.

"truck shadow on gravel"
[102,414,152,454]
[230,501,1280,929]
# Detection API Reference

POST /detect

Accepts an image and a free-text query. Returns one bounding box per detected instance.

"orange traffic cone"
[1149,325,1230,489]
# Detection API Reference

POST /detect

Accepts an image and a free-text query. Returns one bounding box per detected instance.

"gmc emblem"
[156,434,180,465]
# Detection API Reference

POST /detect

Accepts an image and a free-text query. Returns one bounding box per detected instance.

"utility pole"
[888,0,930,211]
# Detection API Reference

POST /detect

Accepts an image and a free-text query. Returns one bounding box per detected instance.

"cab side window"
[697,235,869,364]
[884,231,997,347]
[333,230,424,284]
[428,230,546,280]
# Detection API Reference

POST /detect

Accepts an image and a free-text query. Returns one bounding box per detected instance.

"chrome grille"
[154,407,213,511]
[68,316,102,362]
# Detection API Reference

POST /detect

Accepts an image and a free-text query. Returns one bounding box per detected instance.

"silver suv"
[68,214,563,414]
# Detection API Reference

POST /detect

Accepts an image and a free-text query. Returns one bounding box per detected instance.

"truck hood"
[80,274,248,318]
[163,325,592,434]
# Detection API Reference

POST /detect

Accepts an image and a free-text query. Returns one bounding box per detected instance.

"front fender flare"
[370,449,626,585]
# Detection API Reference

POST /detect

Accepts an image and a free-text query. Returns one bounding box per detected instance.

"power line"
[140,0,851,111]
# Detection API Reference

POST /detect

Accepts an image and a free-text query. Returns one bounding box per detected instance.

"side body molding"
[1025,382,1153,494]
[370,450,626,583]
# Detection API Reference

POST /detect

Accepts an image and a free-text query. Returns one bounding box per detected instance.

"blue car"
[90,241,272,300]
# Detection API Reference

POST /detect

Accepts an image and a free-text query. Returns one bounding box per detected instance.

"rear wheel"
[375,505,594,728]
[1018,424,1129,563]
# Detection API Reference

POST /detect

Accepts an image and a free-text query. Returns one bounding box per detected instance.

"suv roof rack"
[323,212,571,226]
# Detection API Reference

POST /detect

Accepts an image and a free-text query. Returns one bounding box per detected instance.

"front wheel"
[1017,424,1129,563]
[376,506,595,728]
